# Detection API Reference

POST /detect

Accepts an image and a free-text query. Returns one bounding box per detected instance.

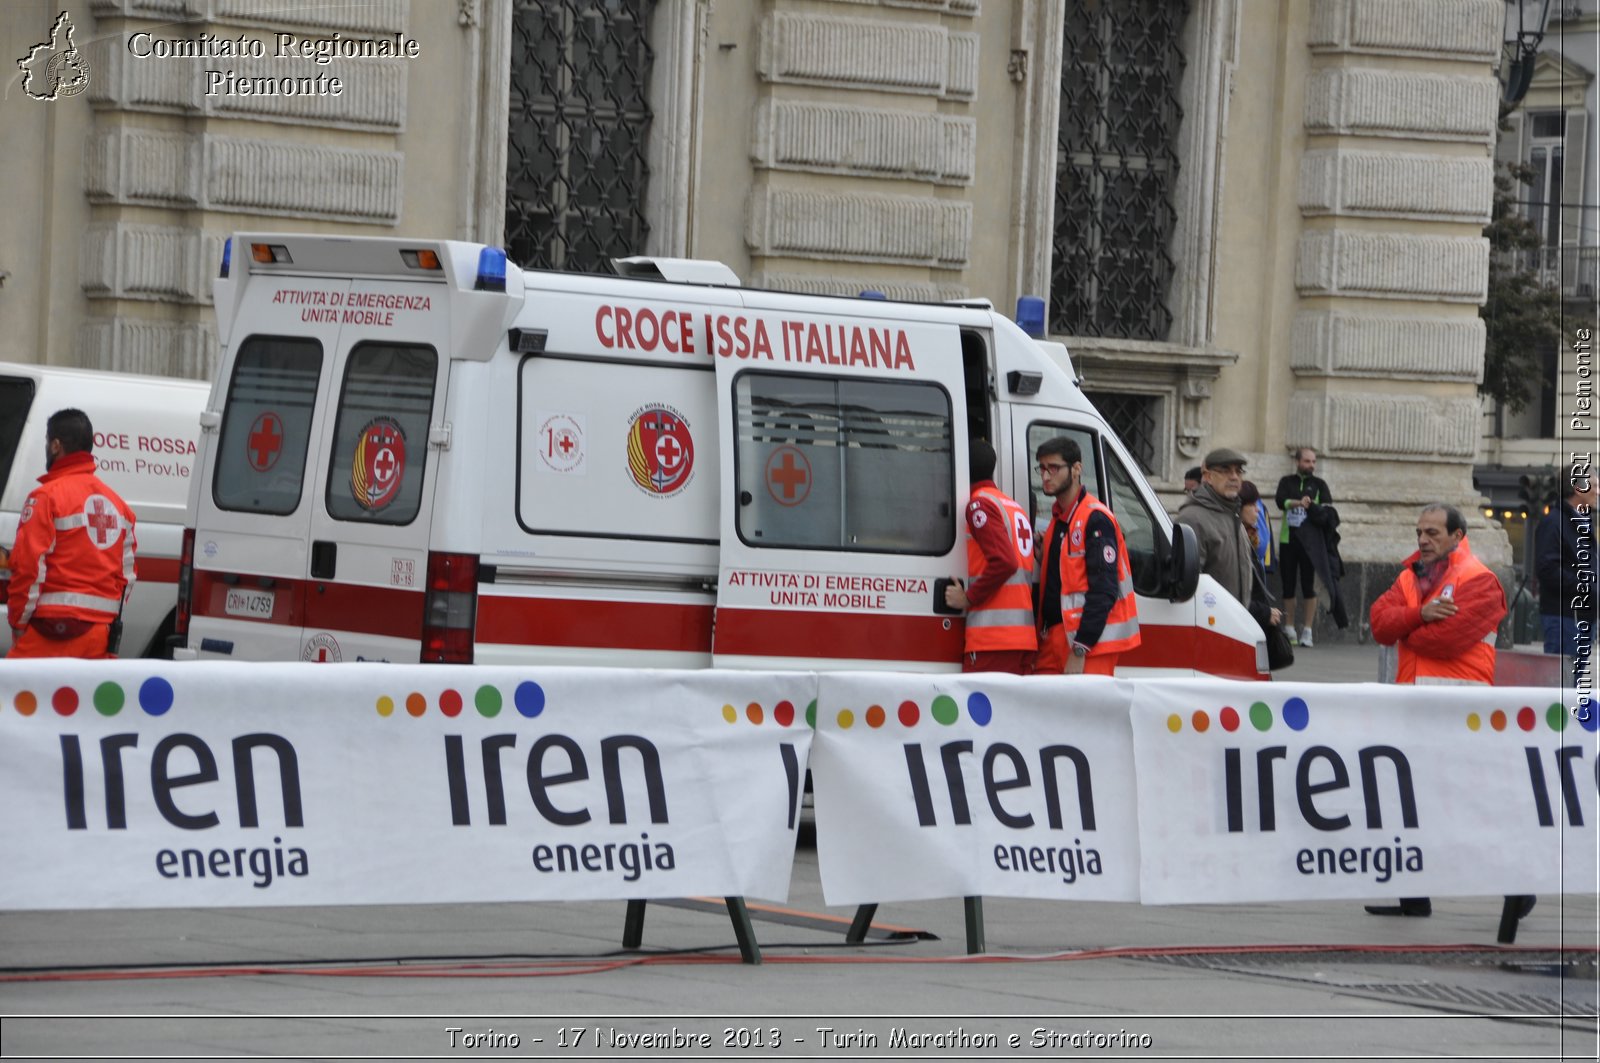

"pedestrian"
[1365,503,1511,919]
[1534,469,1597,686]
[945,439,1037,674]
[1183,466,1202,495]
[6,409,137,659]
[1275,446,1334,647]
[1176,449,1280,630]
[1032,437,1140,676]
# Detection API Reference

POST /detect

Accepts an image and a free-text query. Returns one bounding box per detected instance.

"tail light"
[422,551,478,664]
[174,528,195,639]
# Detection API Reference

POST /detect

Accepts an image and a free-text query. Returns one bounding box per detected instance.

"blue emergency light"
[1015,295,1046,338]
[475,247,508,292]
[219,237,231,278]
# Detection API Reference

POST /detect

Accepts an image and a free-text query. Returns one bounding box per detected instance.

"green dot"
[475,685,502,717]
[1249,702,1272,731]
[805,699,817,729]
[931,695,959,725]
[93,682,124,716]
[1547,703,1568,731]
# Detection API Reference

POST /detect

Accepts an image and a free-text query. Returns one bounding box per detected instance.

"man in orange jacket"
[1365,502,1510,919]
[944,439,1036,674]
[6,409,137,659]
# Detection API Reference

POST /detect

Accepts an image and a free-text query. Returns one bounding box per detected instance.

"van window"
[325,344,437,526]
[1024,422,1099,530]
[1102,445,1165,595]
[0,376,36,496]
[734,372,954,554]
[213,337,322,515]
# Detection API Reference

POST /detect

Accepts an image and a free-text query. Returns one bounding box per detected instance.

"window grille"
[506,0,655,272]
[1083,391,1159,476]
[1052,0,1188,341]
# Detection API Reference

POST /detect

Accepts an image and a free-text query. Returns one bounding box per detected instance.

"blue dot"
[514,681,546,718]
[967,691,992,726]
[139,676,174,716]
[1282,697,1310,731]
[1578,698,1599,732]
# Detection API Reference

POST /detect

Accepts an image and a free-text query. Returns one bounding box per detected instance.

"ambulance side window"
[1102,447,1163,596]
[1024,422,1099,529]
[734,372,954,554]
[0,376,36,497]
[213,337,322,515]
[325,343,437,526]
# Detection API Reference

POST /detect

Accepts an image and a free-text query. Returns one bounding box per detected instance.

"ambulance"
[0,362,209,658]
[173,232,1266,678]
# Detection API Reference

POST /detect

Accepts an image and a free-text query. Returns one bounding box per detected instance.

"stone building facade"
[3,0,1515,632]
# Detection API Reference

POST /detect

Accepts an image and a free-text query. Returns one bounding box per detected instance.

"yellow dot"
[1466,712,1481,731]
[376,696,395,717]
[722,704,737,723]
[1166,713,1182,733]
[837,708,855,729]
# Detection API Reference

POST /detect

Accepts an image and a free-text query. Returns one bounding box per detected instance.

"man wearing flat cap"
[1176,448,1275,623]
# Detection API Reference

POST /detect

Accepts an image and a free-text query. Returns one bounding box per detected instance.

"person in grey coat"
[1176,447,1256,605]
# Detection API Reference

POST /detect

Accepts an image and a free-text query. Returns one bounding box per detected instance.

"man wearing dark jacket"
[1177,448,1281,630]
[1535,469,1597,686]
[1275,446,1334,647]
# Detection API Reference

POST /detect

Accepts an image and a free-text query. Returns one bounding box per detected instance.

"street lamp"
[1501,0,1555,106]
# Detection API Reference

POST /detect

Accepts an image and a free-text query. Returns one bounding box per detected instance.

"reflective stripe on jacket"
[1393,544,1496,685]
[963,485,1037,652]
[7,451,136,630]
[1058,492,1140,656]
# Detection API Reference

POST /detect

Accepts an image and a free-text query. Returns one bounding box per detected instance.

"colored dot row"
[721,699,810,727]
[1166,697,1310,735]
[833,693,990,730]
[7,678,175,717]
[1467,704,1598,733]
[376,682,545,719]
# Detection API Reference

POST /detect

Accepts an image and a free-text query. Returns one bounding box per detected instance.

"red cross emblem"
[626,405,694,496]
[83,495,122,549]
[247,412,284,472]
[765,446,811,507]
[350,416,407,511]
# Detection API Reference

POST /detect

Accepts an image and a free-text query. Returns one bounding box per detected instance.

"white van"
[0,363,209,657]
[174,233,1266,678]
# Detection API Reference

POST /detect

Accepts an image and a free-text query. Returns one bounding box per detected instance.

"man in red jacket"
[6,409,137,658]
[1365,502,1508,918]
[944,439,1036,674]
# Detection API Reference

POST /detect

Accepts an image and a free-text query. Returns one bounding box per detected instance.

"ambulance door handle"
[310,540,337,580]
[932,577,962,616]
[739,490,753,506]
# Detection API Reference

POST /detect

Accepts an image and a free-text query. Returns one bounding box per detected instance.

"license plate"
[224,588,276,619]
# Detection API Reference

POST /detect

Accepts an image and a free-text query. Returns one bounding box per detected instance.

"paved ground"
[3,637,1595,1061]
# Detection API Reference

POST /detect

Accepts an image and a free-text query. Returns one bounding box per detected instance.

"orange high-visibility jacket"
[7,451,137,631]
[963,484,1037,652]
[1054,492,1140,656]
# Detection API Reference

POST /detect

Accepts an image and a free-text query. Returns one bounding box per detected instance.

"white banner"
[810,673,1140,905]
[0,662,814,910]
[1131,681,1599,903]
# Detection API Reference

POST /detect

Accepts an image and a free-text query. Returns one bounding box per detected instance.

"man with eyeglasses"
[1032,437,1140,675]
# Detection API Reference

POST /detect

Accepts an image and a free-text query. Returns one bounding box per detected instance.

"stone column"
[1292,0,1511,624]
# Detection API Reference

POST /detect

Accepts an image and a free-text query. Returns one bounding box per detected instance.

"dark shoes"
[1364,897,1432,917]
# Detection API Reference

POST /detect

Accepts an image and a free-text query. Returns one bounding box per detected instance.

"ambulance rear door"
[297,276,453,663]
[711,301,968,671]
[188,278,349,660]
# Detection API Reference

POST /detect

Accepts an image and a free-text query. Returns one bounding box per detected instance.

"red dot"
[1517,707,1536,731]
[774,700,794,727]
[1191,710,1210,733]
[439,690,463,717]
[1219,707,1239,732]
[898,700,920,727]
[406,693,426,717]
[865,705,886,728]
[52,687,78,716]
[1490,710,1507,731]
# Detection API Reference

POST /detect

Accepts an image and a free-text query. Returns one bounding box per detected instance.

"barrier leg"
[725,897,762,965]
[1497,894,1535,944]
[622,899,647,949]
[845,903,879,944]
[964,895,985,954]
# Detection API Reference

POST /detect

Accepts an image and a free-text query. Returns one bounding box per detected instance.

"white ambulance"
[0,363,209,657]
[173,233,1265,678]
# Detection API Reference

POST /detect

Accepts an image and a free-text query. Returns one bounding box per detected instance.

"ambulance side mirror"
[1165,523,1200,602]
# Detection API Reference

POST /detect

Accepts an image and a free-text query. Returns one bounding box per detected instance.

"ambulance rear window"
[734,372,954,555]
[0,375,36,500]
[325,343,437,526]
[213,337,322,516]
